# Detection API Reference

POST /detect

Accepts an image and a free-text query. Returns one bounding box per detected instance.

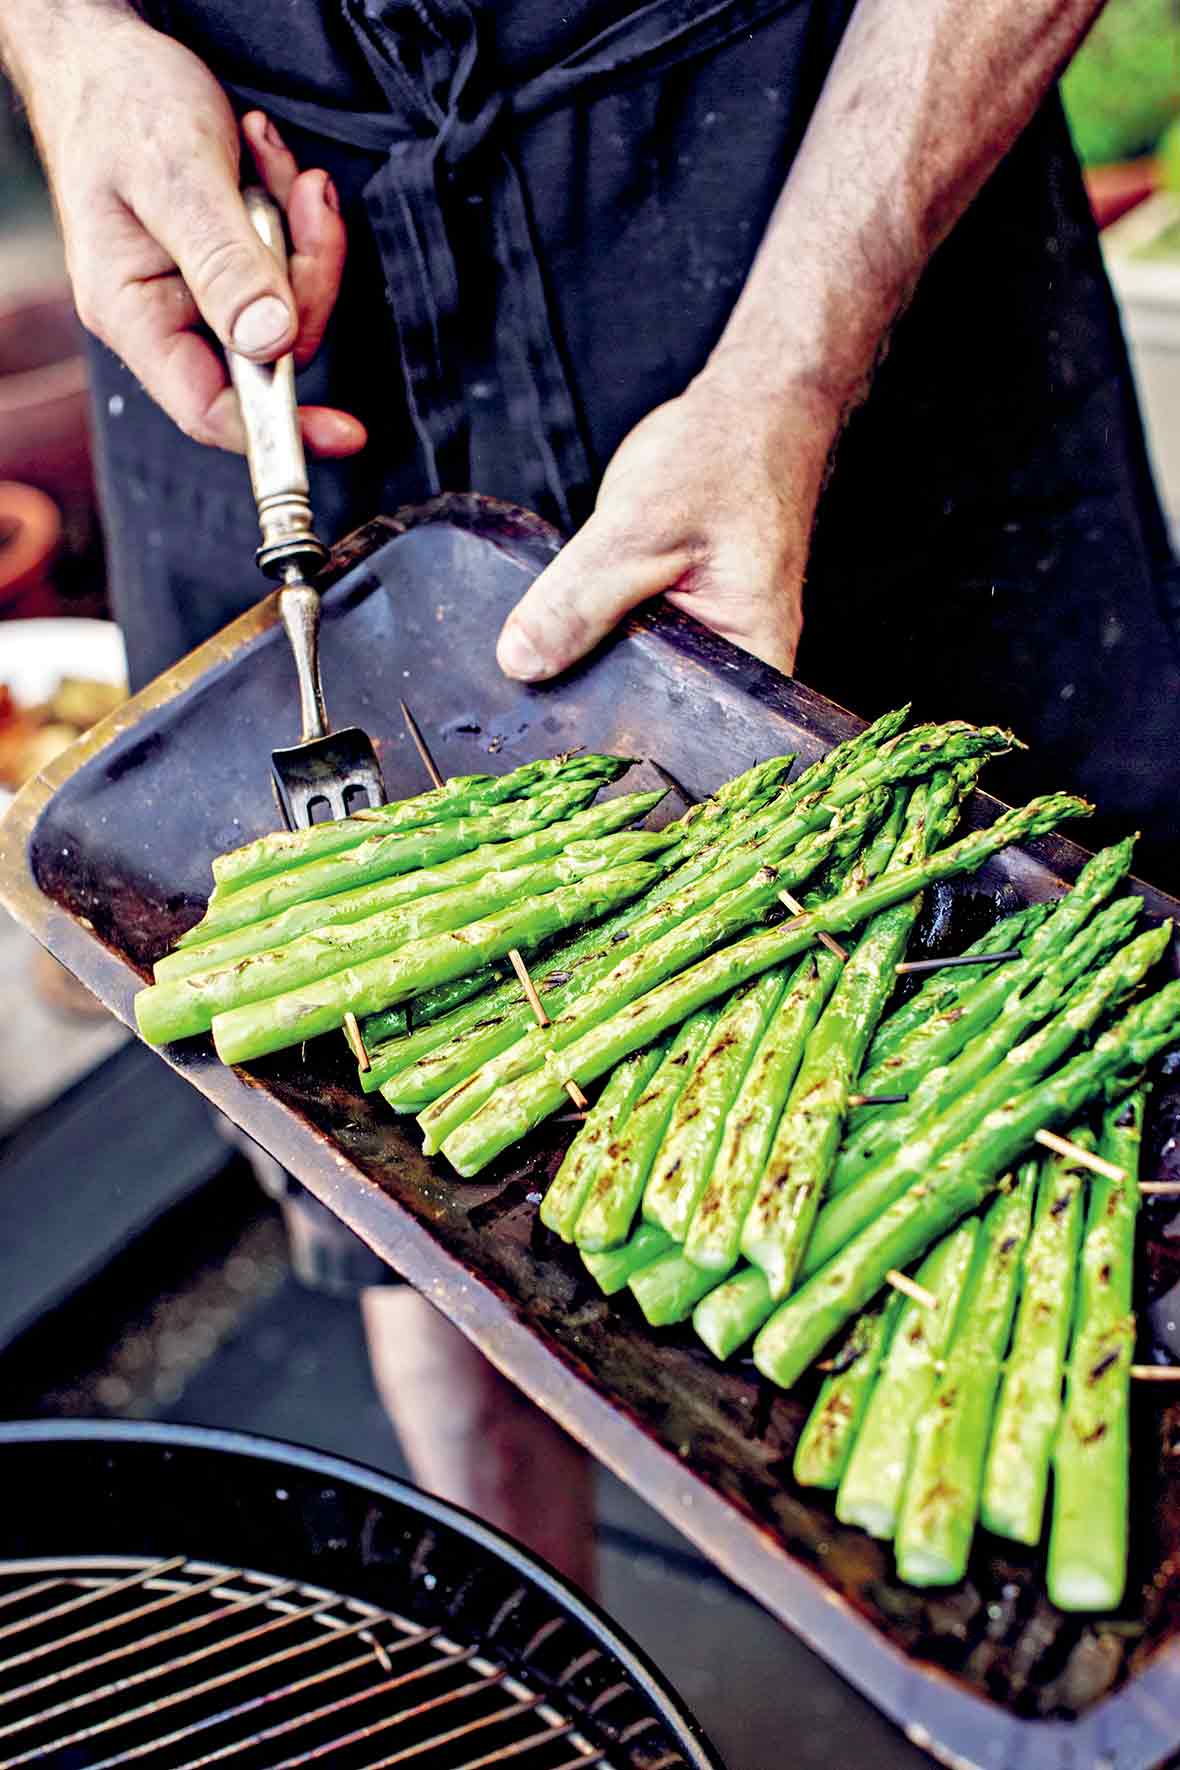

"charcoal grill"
[0,1420,719,1770]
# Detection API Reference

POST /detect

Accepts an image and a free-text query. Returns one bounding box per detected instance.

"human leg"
[361,1284,597,1594]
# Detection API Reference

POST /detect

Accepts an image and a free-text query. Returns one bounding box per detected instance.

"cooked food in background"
[0,674,125,793]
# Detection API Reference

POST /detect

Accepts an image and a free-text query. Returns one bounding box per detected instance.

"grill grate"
[0,1557,610,1770]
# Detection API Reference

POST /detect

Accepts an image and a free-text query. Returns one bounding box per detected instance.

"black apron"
[95,0,1180,882]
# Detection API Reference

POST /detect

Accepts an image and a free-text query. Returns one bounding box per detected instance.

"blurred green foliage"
[1161,113,1180,188]
[1062,0,1180,165]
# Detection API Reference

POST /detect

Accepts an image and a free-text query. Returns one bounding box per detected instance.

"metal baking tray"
[4,494,1180,1769]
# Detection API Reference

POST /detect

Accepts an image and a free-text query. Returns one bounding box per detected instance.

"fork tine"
[271,727,386,830]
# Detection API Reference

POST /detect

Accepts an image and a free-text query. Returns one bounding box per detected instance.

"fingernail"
[263,115,282,147]
[231,295,291,355]
[323,176,340,214]
[498,622,548,681]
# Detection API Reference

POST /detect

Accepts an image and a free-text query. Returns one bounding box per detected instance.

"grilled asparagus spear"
[628,1247,727,1327]
[980,1135,1094,1544]
[156,790,665,984]
[540,1043,666,1241]
[835,1223,977,1538]
[693,1265,775,1360]
[1048,1089,1145,1611]
[793,1294,901,1490]
[206,752,635,896]
[894,1162,1037,1584]
[581,1222,676,1294]
[210,858,667,1066]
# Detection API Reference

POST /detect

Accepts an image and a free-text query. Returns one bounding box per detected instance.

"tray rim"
[3,492,1180,1770]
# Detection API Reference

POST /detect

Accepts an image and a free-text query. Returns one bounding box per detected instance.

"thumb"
[497,520,687,681]
[135,153,297,361]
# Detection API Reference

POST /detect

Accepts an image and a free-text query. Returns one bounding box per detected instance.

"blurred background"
[0,7,1177,1765]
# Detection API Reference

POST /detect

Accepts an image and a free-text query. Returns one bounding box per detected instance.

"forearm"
[703,0,1105,417]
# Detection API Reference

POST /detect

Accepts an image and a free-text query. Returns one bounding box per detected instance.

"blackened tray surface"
[5,495,1180,1769]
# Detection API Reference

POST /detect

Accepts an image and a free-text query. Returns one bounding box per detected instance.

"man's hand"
[500,0,1109,683]
[4,3,363,456]
[497,375,840,682]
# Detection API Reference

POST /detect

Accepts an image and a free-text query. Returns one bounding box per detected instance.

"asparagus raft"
[753,980,1180,1391]
[441,792,1087,1178]
[139,709,1180,1621]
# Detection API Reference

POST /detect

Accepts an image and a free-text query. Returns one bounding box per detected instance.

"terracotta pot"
[0,289,93,524]
[1085,157,1159,231]
[0,481,63,619]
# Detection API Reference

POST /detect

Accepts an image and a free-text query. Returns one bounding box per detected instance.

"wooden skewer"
[1030,1128,1176,1194]
[1033,1128,1126,1183]
[885,1270,936,1310]
[554,1110,589,1124]
[399,698,444,789]
[507,947,588,1111]
[342,1010,371,1073]
[1130,1366,1180,1382]
[647,759,699,807]
[848,1092,910,1108]
[778,890,848,962]
[508,947,551,1027]
[895,949,1022,976]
